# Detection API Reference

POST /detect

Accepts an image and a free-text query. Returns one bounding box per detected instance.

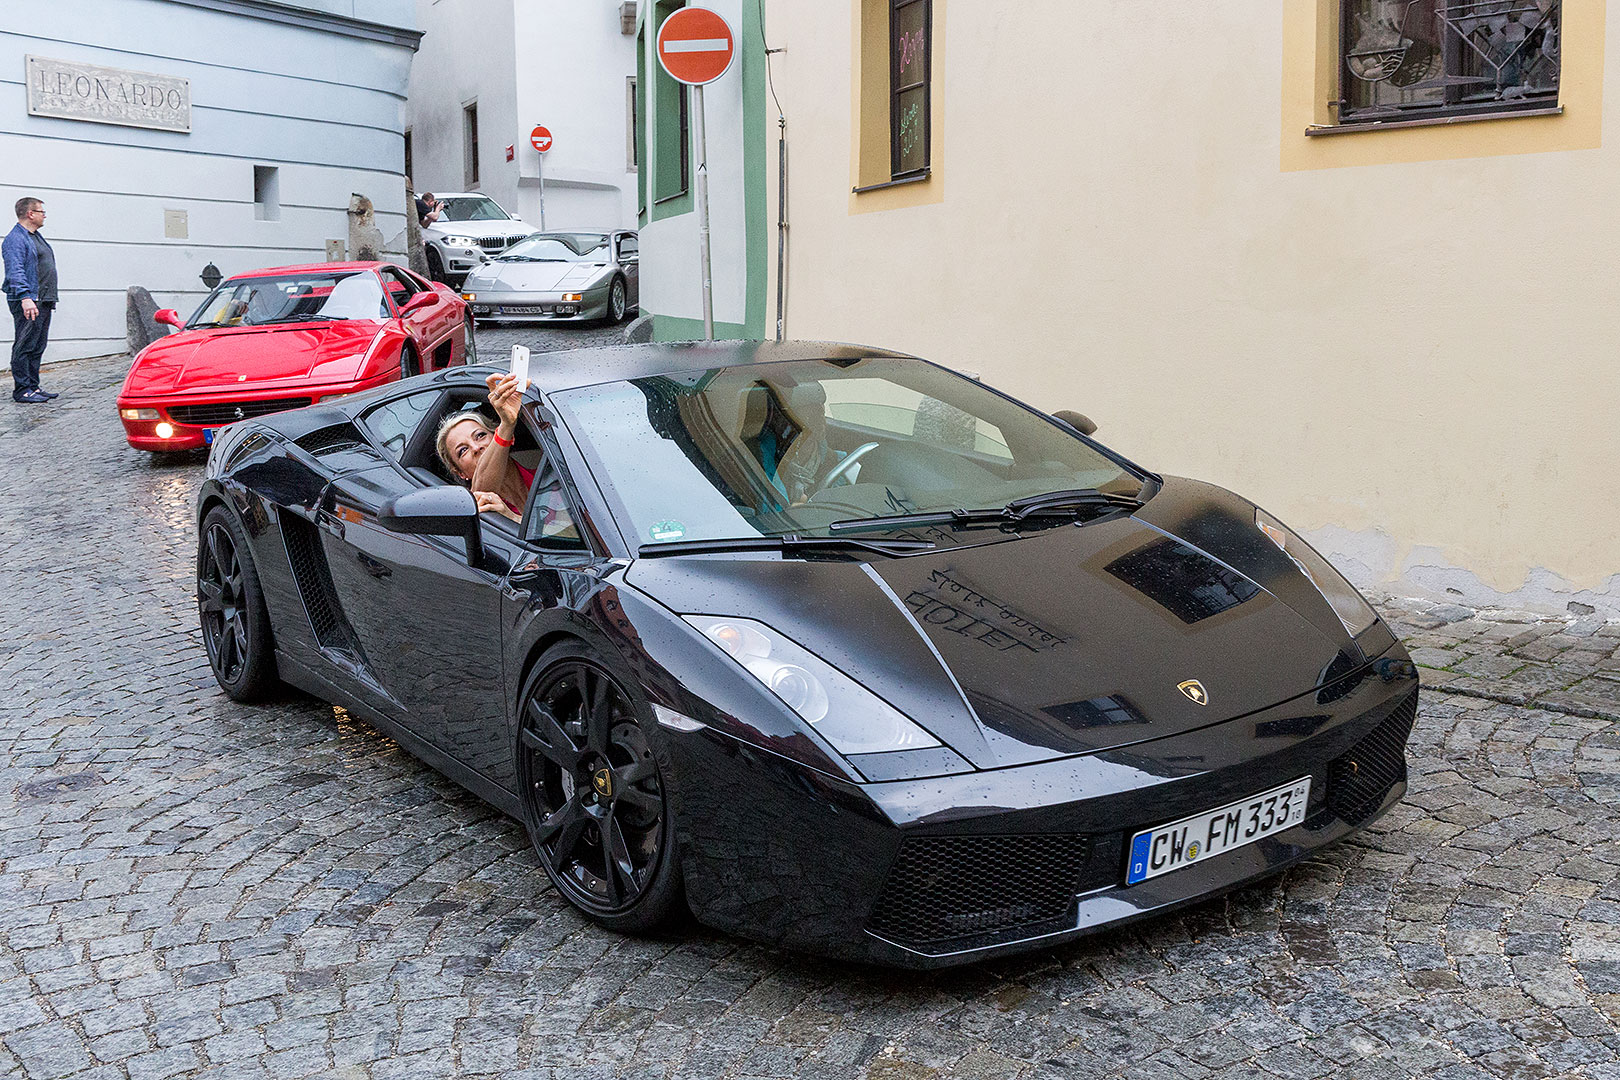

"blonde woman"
[435,373,531,522]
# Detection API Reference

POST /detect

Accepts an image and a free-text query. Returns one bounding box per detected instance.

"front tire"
[516,642,683,932]
[400,342,421,380]
[425,246,445,283]
[606,277,628,323]
[197,505,278,702]
[461,314,478,365]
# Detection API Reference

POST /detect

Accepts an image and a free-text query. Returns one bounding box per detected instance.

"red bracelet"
[492,430,514,447]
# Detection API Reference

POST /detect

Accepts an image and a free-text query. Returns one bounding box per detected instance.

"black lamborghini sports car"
[195,340,1418,967]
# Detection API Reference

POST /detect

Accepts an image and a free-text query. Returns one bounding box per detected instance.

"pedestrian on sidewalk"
[3,196,59,404]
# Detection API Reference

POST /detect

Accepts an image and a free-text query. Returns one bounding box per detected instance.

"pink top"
[503,461,535,516]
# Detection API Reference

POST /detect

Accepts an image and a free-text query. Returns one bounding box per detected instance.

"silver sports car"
[462,230,639,325]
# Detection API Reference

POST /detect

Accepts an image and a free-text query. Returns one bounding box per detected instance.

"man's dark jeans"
[9,298,52,399]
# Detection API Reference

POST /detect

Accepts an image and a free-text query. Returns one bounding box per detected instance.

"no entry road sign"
[657,7,735,85]
[529,125,552,153]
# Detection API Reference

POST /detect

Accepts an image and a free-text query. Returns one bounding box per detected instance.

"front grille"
[478,234,524,252]
[1327,689,1418,825]
[170,397,311,426]
[868,834,1090,947]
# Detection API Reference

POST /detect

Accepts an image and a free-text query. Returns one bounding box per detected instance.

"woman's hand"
[472,490,520,522]
[486,372,522,430]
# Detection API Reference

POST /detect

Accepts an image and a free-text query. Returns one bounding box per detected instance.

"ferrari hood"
[626,481,1360,771]
[466,261,609,293]
[123,322,383,397]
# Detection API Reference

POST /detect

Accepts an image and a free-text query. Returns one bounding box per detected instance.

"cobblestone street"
[2,348,1619,1080]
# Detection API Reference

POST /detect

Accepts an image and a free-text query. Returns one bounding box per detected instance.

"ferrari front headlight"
[1255,509,1378,637]
[685,615,941,756]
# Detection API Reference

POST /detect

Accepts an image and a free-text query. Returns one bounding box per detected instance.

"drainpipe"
[775,112,787,341]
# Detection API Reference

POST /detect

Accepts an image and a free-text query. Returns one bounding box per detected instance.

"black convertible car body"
[195,340,1418,967]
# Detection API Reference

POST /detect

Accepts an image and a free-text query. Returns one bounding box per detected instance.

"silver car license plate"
[1125,777,1311,885]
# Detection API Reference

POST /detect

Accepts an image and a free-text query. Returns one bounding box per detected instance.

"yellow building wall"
[763,0,1620,615]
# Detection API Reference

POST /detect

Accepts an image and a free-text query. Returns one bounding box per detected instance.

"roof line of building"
[160,0,424,50]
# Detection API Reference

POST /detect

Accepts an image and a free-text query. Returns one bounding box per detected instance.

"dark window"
[1339,0,1560,124]
[362,390,440,461]
[403,128,413,186]
[522,455,587,550]
[890,0,930,178]
[463,101,480,187]
[253,165,280,221]
[378,266,419,310]
[653,0,690,204]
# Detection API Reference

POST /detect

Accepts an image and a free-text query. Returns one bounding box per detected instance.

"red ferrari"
[118,261,473,452]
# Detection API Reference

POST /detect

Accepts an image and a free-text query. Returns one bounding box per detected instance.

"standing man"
[3,197,58,404]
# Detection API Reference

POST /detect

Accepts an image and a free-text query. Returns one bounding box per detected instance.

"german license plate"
[1125,777,1311,885]
[203,428,217,444]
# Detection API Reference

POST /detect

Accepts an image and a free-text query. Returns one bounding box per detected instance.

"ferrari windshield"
[436,196,511,222]
[498,234,609,262]
[551,357,1144,548]
[188,270,388,328]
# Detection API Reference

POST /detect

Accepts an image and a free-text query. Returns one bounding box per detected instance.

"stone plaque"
[26,55,190,133]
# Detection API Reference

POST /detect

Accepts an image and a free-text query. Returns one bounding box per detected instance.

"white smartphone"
[510,344,530,392]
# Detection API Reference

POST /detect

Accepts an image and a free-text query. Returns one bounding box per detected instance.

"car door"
[616,233,639,309]
[382,265,457,368]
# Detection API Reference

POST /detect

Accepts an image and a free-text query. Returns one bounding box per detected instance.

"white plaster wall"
[0,0,417,361]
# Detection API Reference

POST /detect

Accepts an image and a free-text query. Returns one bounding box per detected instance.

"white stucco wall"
[0,0,418,362]
[406,0,636,234]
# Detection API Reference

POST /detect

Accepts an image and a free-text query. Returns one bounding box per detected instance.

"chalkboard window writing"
[889,0,930,179]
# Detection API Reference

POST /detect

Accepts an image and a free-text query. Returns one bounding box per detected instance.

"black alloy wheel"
[461,313,478,365]
[400,342,421,380]
[197,505,277,701]
[607,277,628,323]
[517,644,681,931]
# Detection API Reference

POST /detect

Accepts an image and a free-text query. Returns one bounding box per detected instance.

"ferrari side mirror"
[154,308,184,328]
[400,291,442,315]
[380,486,483,564]
[1052,410,1098,437]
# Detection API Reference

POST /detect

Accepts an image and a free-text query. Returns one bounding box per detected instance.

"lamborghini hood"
[122,321,383,397]
[626,478,1372,771]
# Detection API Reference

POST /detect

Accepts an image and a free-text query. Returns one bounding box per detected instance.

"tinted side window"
[362,391,440,461]
[522,456,586,550]
[380,267,419,310]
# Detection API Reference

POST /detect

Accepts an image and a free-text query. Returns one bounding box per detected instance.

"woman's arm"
[469,373,521,494]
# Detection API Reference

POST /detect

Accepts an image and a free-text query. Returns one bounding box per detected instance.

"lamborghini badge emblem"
[592,768,613,797]
[1178,680,1208,705]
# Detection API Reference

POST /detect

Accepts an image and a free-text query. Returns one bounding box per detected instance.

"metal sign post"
[529,126,552,231]
[537,153,546,231]
[692,83,713,340]
[656,7,735,343]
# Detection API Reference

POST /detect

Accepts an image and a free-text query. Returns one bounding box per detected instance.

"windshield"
[552,357,1144,548]
[187,271,388,328]
[437,196,511,222]
[499,233,609,262]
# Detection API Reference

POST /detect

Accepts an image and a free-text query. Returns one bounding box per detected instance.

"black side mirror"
[379,486,483,564]
[1052,410,1098,437]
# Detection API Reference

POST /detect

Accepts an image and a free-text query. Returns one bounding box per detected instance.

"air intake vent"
[868,834,1089,948]
[1327,689,1417,826]
[278,510,363,657]
[170,397,311,426]
[295,423,366,455]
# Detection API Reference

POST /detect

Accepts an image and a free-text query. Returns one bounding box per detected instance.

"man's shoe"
[13,390,50,403]
[37,389,58,399]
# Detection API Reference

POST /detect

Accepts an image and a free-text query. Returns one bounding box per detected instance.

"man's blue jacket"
[2,223,41,302]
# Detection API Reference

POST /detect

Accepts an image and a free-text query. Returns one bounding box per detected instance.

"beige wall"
[764,0,1620,617]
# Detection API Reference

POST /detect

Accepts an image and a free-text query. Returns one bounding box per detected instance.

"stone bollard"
[405,187,428,277]
[125,286,168,354]
[347,194,384,262]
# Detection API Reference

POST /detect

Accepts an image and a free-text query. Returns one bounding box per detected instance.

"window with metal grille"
[1339,1,1560,124]
[890,0,930,178]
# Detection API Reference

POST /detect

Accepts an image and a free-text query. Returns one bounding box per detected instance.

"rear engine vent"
[169,397,311,426]
[1328,689,1418,826]
[295,423,367,456]
[868,834,1089,948]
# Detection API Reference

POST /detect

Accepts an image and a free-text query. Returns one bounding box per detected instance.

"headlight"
[685,615,941,756]
[120,408,159,420]
[443,236,478,248]
[1255,509,1377,637]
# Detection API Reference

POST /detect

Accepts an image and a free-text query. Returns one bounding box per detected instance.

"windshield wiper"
[267,314,345,324]
[637,534,935,558]
[829,488,1141,535]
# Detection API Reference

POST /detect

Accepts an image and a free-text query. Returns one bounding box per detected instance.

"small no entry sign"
[657,7,736,85]
[529,125,552,153]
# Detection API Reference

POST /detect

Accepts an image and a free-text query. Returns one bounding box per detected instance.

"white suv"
[421,193,539,286]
